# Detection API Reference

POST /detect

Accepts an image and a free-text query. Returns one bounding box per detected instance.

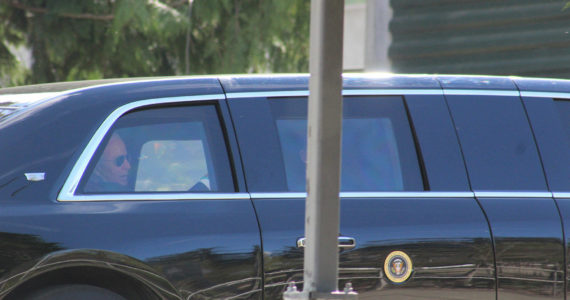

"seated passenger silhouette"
[85,133,131,193]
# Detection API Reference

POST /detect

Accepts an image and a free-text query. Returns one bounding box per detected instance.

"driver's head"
[95,133,131,186]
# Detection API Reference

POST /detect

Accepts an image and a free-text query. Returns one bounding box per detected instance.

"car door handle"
[296,236,356,249]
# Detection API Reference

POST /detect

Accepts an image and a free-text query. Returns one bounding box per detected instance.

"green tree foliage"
[0,0,310,86]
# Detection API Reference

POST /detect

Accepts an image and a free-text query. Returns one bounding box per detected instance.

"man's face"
[96,135,131,186]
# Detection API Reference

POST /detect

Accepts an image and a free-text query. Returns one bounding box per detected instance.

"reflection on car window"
[270,96,423,192]
[137,139,209,191]
[79,105,234,194]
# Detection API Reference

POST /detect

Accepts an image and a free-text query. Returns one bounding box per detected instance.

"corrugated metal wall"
[389,0,570,78]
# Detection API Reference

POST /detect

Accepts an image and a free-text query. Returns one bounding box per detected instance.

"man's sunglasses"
[113,155,129,167]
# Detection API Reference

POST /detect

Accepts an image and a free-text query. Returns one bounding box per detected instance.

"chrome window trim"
[554,193,570,199]
[341,191,475,198]
[225,89,530,100]
[250,192,475,199]
[226,91,309,99]
[474,191,553,198]
[520,91,570,99]
[343,89,443,96]
[251,193,307,199]
[58,94,226,202]
[62,193,251,202]
[443,89,520,97]
[250,191,556,199]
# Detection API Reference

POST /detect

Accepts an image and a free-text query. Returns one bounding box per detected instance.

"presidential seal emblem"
[384,251,413,284]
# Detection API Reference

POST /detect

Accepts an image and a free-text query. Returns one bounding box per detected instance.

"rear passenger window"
[78,105,234,194]
[446,95,547,190]
[555,100,570,142]
[269,96,424,192]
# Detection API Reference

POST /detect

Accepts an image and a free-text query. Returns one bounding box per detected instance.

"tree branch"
[8,1,114,21]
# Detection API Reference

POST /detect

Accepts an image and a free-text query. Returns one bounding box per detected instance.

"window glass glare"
[343,118,404,190]
[270,96,423,192]
[136,139,209,192]
[277,118,403,191]
[79,105,233,194]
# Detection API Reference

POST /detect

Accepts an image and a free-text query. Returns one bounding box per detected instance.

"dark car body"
[0,74,568,299]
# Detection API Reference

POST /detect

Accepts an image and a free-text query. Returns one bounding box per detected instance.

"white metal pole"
[304,0,344,293]
[283,0,357,299]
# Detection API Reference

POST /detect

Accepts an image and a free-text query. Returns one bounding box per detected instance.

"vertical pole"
[284,0,357,299]
[304,0,344,294]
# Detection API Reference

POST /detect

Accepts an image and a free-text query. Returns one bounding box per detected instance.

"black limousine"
[0,74,568,299]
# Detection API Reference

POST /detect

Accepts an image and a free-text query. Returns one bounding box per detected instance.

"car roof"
[0,77,163,95]
[2,74,570,100]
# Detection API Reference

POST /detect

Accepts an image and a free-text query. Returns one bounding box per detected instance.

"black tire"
[22,284,126,300]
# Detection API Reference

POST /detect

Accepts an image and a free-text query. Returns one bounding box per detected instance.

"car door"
[61,98,262,299]
[0,80,262,299]
[516,78,570,300]
[226,77,495,299]
[442,77,565,299]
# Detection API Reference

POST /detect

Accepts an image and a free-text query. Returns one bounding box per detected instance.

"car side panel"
[228,93,495,299]
[522,95,570,299]
[253,195,495,299]
[445,93,565,299]
[0,80,263,299]
[0,200,262,299]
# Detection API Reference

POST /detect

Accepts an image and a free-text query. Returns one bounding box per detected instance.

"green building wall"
[389,0,570,78]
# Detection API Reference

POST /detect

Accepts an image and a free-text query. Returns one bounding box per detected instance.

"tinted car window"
[522,97,570,192]
[78,105,234,194]
[555,100,570,142]
[446,95,547,190]
[269,96,424,192]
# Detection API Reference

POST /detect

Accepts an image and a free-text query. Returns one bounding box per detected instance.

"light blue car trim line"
[251,191,556,199]
[554,193,570,199]
[250,192,475,199]
[250,193,308,199]
[341,192,475,198]
[60,193,251,202]
[226,89,534,99]
[57,94,226,202]
[443,89,520,96]
[474,191,553,198]
[226,91,309,98]
[343,89,443,96]
[520,91,570,99]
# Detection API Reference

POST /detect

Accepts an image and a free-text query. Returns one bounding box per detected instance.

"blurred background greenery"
[0,0,310,86]
[2,0,570,87]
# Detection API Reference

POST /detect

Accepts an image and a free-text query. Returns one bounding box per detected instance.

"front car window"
[78,104,234,194]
